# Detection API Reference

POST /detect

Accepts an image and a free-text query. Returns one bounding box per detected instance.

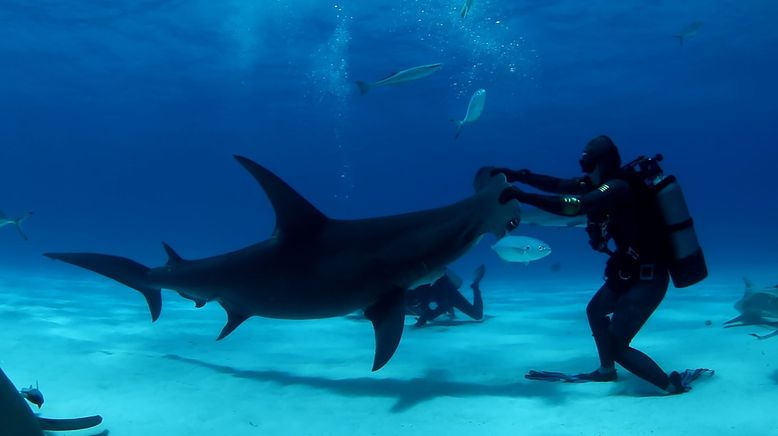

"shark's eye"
[538,246,545,251]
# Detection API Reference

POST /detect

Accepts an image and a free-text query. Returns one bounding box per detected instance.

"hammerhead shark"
[0,210,33,240]
[724,278,778,340]
[45,156,519,371]
[1,368,102,436]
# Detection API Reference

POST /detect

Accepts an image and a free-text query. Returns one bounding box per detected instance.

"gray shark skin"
[0,211,33,240]
[0,368,102,436]
[45,156,519,371]
[724,278,778,340]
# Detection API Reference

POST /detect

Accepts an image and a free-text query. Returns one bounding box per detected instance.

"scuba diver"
[491,135,712,394]
[407,265,486,327]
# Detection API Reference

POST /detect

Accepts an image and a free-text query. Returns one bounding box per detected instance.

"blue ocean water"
[1,0,776,283]
[1,4,778,434]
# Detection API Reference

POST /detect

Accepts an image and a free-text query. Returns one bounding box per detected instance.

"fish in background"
[460,0,474,18]
[355,63,442,95]
[674,21,703,46]
[453,88,486,138]
[724,278,778,340]
[491,235,551,265]
[0,211,33,240]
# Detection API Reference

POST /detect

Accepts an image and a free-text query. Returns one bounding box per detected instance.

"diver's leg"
[586,284,618,371]
[610,269,671,390]
[448,284,483,320]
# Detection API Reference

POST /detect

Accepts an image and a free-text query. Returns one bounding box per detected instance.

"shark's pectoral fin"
[217,303,251,340]
[364,288,406,371]
[38,415,103,431]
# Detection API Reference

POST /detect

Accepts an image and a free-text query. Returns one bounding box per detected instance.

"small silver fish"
[491,235,552,265]
[453,88,486,138]
[355,63,443,95]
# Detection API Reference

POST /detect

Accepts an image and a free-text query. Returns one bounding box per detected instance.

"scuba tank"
[624,154,708,288]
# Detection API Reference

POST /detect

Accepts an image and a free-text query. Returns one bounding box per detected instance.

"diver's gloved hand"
[490,168,531,183]
[499,186,528,204]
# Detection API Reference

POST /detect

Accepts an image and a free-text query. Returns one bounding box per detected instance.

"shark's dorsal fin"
[162,242,184,265]
[744,277,755,295]
[234,155,328,240]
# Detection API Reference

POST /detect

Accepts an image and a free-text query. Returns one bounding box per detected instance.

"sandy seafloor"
[1,272,776,436]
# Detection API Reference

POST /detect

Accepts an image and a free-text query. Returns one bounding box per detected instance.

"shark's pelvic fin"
[217,303,251,340]
[44,253,162,321]
[233,155,328,240]
[364,289,406,371]
[162,242,184,266]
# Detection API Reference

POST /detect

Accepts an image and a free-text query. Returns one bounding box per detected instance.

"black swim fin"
[525,369,617,383]
[668,368,714,393]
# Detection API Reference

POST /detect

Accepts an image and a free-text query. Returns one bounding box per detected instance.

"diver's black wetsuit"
[501,169,673,390]
[406,271,484,327]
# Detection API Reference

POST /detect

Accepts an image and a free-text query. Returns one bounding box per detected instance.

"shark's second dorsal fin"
[162,242,184,266]
[234,155,328,239]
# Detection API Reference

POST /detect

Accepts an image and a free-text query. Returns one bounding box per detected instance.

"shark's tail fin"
[452,119,465,139]
[14,211,32,240]
[460,3,469,18]
[674,34,684,46]
[44,252,162,321]
[355,80,371,95]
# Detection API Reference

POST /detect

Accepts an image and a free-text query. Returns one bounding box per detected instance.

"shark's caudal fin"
[452,119,465,139]
[234,155,328,241]
[355,80,371,95]
[364,289,405,371]
[674,35,684,46]
[14,212,32,240]
[43,253,162,321]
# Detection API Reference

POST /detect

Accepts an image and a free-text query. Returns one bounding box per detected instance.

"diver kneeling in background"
[406,265,486,327]
[491,135,712,394]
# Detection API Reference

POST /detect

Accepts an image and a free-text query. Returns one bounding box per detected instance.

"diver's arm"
[491,168,590,194]
[522,173,592,195]
[501,180,629,216]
